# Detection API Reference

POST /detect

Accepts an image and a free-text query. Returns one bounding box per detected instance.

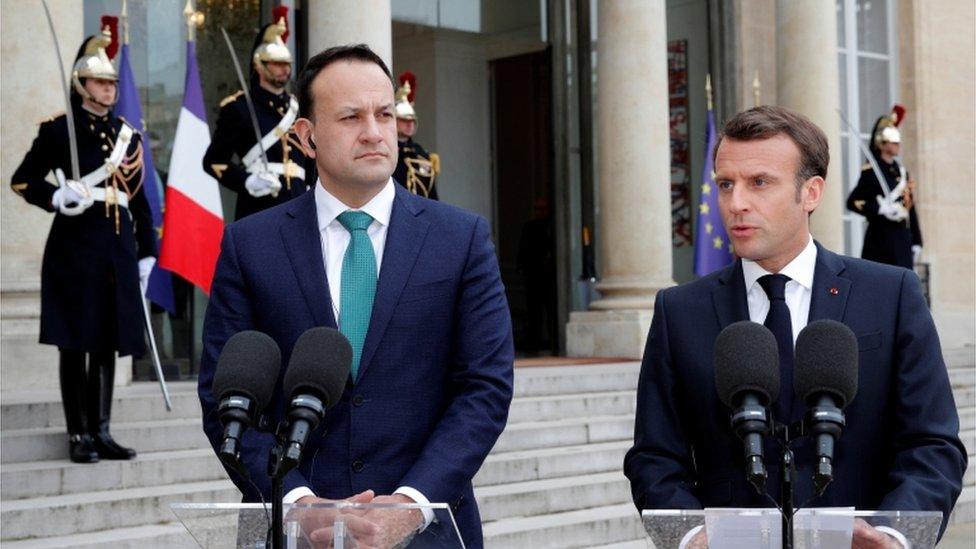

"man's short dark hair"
[715,105,830,188]
[296,44,395,119]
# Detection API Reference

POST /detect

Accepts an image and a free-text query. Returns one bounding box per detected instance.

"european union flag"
[116,43,176,313]
[693,106,733,276]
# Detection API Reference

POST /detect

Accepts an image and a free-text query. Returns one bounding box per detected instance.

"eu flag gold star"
[701,182,712,195]
[713,236,723,249]
[699,202,710,215]
[705,222,714,234]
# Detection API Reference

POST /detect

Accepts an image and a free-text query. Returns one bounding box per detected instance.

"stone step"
[959,406,976,432]
[1,383,201,430]
[964,458,975,486]
[493,415,632,454]
[476,471,630,523]
[513,363,640,398]
[1,318,42,338]
[482,502,644,548]
[476,440,631,488]
[961,429,975,457]
[954,385,975,408]
[948,485,975,525]
[0,448,227,500]
[0,523,196,549]
[507,390,636,424]
[1,417,208,464]
[0,479,237,541]
[949,365,976,389]
[944,347,976,369]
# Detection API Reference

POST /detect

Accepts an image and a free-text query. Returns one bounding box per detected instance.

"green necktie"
[337,210,377,381]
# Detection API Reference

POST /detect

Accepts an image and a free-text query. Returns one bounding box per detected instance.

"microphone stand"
[773,422,796,549]
[266,443,285,549]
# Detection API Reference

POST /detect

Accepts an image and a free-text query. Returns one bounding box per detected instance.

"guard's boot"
[60,350,99,463]
[88,352,136,460]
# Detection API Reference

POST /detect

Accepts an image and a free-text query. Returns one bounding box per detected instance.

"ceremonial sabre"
[40,0,87,198]
[219,27,270,172]
[836,109,893,198]
[141,293,172,411]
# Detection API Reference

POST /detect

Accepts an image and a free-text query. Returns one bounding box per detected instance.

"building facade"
[2,0,973,390]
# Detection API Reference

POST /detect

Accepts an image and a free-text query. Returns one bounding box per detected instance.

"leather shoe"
[69,434,99,463]
[92,433,136,460]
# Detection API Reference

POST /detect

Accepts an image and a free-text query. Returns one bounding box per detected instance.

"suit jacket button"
[352,394,365,407]
[352,460,364,472]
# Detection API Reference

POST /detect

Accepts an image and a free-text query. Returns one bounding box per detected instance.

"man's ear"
[802,176,825,213]
[293,118,316,157]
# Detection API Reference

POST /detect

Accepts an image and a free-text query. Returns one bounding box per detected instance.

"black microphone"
[714,321,781,494]
[278,327,352,475]
[794,319,858,496]
[212,331,282,476]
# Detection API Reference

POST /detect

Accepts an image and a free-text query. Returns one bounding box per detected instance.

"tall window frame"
[837,0,900,257]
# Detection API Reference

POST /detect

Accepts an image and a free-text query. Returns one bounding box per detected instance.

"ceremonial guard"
[846,105,922,269]
[393,71,440,200]
[203,7,310,220]
[10,26,154,462]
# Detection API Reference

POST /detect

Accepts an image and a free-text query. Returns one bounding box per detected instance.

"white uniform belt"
[241,96,300,168]
[89,186,129,209]
[247,161,305,181]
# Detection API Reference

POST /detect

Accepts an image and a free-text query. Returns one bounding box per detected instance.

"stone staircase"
[0,352,972,548]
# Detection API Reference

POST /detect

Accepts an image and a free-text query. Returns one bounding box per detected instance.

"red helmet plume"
[272,5,290,43]
[398,71,416,103]
[101,15,119,59]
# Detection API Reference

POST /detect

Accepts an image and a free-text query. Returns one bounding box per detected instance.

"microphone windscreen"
[283,327,352,410]
[213,330,282,409]
[794,319,858,408]
[714,321,781,408]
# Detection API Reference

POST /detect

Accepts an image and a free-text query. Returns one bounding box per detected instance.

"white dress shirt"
[741,234,817,342]
[283,179,434,530]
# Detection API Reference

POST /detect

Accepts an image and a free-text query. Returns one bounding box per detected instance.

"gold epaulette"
[220,90,244,108]
[40,111,65,124]
[861,162,872,171]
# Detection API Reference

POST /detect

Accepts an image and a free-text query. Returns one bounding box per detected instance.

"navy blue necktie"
[758,274,793,421]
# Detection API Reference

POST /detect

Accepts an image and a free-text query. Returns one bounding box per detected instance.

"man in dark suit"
[624,106,966,547]
[198,45,514,548]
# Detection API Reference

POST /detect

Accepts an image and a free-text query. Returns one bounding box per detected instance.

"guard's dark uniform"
[394,137,438,200]
[11,106,154,462]
[12,109,155,355]
[846,159,921,270]
[203,85,310,220]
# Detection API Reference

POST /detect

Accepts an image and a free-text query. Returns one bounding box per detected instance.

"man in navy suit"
[198,45,514,548]
[624,106,966,547]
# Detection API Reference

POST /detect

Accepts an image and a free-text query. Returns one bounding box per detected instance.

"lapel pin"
[829,287,839,296]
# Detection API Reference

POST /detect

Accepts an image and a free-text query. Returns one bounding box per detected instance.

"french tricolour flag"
[160,40,224,294]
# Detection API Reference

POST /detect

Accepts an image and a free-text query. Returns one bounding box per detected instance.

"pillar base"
[565,309,654,359]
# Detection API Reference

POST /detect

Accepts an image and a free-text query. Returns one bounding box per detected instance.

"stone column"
[307,0,392,68]
[776,0,844,252]
[1,1,84,391]
[566,0,674,358]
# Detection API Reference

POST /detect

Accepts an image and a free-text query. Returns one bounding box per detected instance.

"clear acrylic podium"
[641,508,943,548]
[171,502,465,548]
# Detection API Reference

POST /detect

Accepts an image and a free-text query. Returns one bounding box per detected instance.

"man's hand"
[138,257,156,295]
[52,182,93,216]
[245,171,282,198]
[852,519,904,549]
[876,195,908,222]
[361,493,426,549]
[290,490,380,548]
[684,527,708,549]
[912,244,922,264]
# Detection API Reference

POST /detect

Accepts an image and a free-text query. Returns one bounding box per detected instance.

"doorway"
[491,50,557,356]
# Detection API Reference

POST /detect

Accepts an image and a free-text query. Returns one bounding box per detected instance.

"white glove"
[52,181,94,216]
[245,172,282,198]
[912,245,922,264]
[138,257,156,294]
[876,195,908,222]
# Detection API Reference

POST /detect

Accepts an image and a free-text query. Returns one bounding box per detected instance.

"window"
[837,0,899,256]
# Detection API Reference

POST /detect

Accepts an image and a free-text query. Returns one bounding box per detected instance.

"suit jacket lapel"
[808,242,851,324]
[357,186,430,380]
[712,259,750,329]
[280,191,337,329]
